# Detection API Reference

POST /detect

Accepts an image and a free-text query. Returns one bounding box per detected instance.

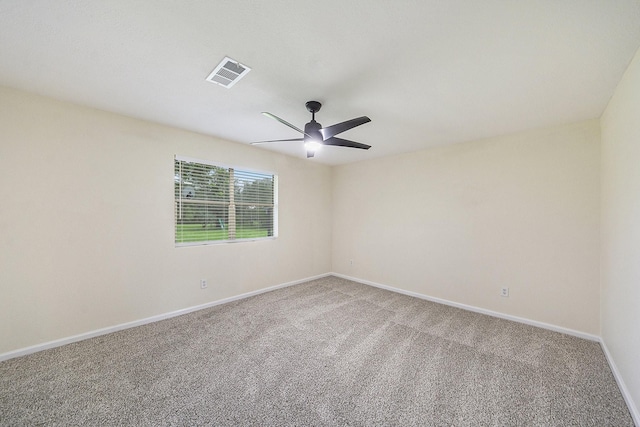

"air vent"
[206,56,251,88]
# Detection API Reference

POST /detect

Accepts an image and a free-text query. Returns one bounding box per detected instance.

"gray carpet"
[0,276,633,426]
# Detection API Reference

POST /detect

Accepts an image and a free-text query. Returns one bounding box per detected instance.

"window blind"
[174,157,277,245]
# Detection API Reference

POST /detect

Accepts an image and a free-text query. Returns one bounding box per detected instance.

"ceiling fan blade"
[262,112,311,137]
[250,138,304,145]
[306,150,315,158]
[319,116,371,140]
[323,137,371,150]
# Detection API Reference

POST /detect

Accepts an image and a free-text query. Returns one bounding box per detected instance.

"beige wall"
[0,86,332,354]
[332,121,601,334]
[601,45,640,418]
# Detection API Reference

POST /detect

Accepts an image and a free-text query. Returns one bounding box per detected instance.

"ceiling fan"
[252,101,371,158]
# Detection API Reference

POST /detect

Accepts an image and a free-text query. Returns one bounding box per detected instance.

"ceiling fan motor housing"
[304,120,323,142]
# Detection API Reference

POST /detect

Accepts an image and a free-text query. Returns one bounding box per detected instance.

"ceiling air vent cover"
[206,56,251,88]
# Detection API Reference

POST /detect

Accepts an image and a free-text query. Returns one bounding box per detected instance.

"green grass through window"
[176,224,270,243]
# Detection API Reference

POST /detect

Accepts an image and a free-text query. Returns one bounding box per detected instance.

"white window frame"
[175,155,278,246]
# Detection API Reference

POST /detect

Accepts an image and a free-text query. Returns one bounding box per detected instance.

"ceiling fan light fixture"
[304,140,322,152]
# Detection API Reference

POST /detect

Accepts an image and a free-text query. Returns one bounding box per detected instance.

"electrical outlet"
[200,279,208,289]
[500,287,509,297]
[349,259,353,266]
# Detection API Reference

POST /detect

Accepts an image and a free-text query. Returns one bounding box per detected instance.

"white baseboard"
[599,339,640,426]
[0,273,330,362]
[331,272,600,342]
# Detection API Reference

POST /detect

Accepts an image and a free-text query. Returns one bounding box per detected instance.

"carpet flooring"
[0,276,634,426]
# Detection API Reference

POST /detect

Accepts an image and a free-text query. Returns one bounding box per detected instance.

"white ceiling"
[1,1,639,165]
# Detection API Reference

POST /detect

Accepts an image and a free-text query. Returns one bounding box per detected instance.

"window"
[174,156,277,245]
